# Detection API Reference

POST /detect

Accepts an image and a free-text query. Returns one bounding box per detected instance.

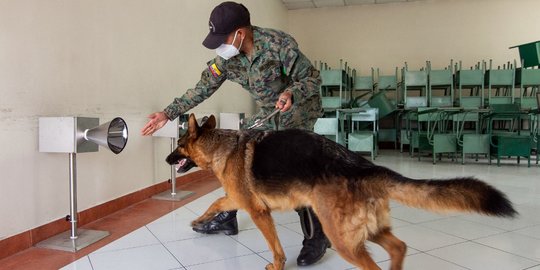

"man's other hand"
[276,91,293,112]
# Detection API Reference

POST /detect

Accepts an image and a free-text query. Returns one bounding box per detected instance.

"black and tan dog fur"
[166,114,517,270]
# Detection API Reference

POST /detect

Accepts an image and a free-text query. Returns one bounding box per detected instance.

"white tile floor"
[61,151,540,270]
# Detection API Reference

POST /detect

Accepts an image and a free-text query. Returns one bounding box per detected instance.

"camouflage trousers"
[245,94,324,131]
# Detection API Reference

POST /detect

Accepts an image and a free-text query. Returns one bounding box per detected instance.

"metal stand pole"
[69,152,78,239]
[152,138,195,201]
[35,153,109,252]
[170,138,177,196]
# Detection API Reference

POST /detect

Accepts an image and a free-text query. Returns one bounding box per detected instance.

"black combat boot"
[192,210,239,235]
[296,207,331,266]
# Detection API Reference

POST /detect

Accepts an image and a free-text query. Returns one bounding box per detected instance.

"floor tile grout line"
[87,255,96,270]
[179,253,260,268]
[145,224,187,270]
[225,232,274,264]
[413,220,508,242]
[414,250,473,270]
[454,214,537,232]
[469,239,540,263]
[523,263,540,270]
[423,238,540,265]
[90,241,168,255]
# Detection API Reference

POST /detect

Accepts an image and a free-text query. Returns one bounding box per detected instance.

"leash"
[247,99,286,130]
[247,108,281,130]
[299,208,315,240]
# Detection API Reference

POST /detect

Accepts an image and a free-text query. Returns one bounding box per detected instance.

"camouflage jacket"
[163,26,323,130]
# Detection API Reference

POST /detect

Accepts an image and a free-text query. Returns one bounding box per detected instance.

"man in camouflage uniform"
[141,1,329,266]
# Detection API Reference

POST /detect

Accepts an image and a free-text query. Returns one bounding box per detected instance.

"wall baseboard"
[0,170,214,261]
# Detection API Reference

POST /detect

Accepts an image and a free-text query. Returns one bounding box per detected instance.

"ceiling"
[281,0,420,10]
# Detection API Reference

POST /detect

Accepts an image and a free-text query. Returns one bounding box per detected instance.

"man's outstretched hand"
[141,111,169,136]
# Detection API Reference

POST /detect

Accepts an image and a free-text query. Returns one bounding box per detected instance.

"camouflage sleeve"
[163,58,227,120]
[279,38,321,105]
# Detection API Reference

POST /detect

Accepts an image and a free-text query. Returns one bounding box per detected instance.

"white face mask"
[216,30,243,60]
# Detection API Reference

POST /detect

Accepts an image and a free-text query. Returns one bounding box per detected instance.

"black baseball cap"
[202,2,251,49]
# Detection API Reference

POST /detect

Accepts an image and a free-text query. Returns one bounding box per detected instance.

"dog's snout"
[166,150,182,165]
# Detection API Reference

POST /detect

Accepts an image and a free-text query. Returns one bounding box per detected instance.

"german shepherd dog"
[166,114,517,270]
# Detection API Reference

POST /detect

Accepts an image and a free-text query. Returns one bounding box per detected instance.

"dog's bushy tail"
[380,168,517,218]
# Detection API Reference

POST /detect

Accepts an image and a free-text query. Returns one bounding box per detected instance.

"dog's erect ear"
[188,114,199,138]
[201,115,216,130]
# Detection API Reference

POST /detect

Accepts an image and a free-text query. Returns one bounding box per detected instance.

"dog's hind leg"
[246,208,286,270]
[369,228,406,270]
[191,196,238,227]
[321,222,381,270]
[312,200,381,269]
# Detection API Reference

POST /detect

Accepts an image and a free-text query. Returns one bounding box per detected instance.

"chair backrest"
[351,108,379,122]
[490,103,520,113]
[321,69,345,86]
[354,76,374,91]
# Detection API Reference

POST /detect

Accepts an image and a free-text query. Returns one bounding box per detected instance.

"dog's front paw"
[191,220,204,228]
[265,263,275,270]
[191,216,213,228]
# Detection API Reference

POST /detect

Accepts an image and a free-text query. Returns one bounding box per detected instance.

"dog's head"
[166,114,216,173]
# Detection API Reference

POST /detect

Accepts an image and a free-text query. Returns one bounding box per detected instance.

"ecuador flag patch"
[208,63,222,78]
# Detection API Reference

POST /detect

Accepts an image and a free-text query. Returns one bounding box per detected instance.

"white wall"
[0,0,287,240]
[288,0,540,73]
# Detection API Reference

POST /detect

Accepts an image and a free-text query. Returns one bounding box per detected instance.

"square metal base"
[152,190,195,201]
[35,229,109,252]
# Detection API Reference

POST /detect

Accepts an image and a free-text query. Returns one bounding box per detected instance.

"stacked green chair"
[346,108,379,160]
[415,108,458,164]
[511,41,540,165]
[454,108,490,164]
[319,60,351,111]
[427,61,454,108]
[532,94,540,164]
[314,117,346,146]
[375,68,400,148]
[534,93,540,164]
[486,59,516,105]
[486,103,532,167]
[400,63,428,154]
[402,62,429,108]
[455,61,485,108]
[376,67,401,106]
[454,61,490,164]
[515,62,540,110]
[349,68,375,108]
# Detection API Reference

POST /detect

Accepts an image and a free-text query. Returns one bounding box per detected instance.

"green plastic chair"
[415,108,458,164]
[485,60,516,105]
[314,116,346,146]
[402,62,428,109]
[510,41,540,68]
[454,108,490,164]
[427,61,454,108]
[350,68,375,108]
[376,67,400,105]
[346,108,379,160]
[319,60,351,110]
[532,93,540,164]
[515,62,540,110]
[456,61,485,108]
[486,103,532,167]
